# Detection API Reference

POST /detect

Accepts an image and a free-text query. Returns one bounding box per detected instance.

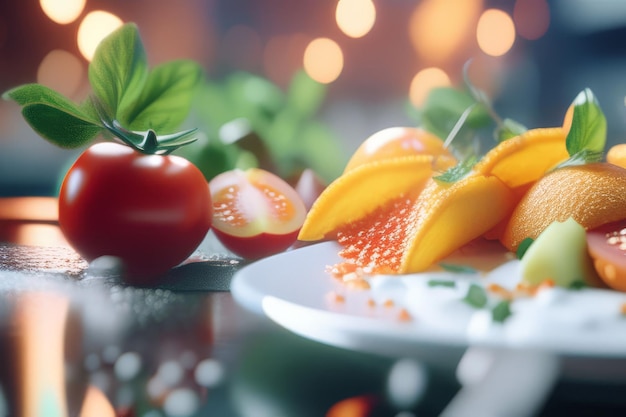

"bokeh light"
[336,0,376,39]
[514,0,550,40]
[40,0,86,24]
[79,386,115,417]
[477,9,516,57]
[37,50,84,98]
[77,11,124,61]
[409,0,484,64]
[303,38,344,84]
[409,67,451,107]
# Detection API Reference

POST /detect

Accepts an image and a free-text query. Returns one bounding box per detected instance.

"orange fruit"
[474,127,568,189]
[334,173,516,274]
[501,163,626,252]
[298,155,437,242]
[335,193,421,274]
[343,127,456,172]
[607,143,626,169]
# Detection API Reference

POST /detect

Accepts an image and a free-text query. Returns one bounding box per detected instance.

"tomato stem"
[92,96,198,155]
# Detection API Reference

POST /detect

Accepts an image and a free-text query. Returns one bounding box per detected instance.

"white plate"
[231,241,626,362]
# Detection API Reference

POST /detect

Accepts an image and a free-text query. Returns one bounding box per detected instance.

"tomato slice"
[209,168,307,259]
[586,219,626,291]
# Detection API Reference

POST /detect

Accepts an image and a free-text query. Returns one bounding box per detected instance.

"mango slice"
[474,127,568,189]
[298,155,439,241]
[399,173,516,273]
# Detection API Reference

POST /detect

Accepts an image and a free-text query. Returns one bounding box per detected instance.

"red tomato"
[209,168,307,259]
[587,219,626,291]
[58,142,212,283]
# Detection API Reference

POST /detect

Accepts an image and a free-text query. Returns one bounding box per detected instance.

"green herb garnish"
[555,88,606,168]
[433,155,478,184]
[427,279,457,288]
[463,283,488,308]
[438,263,477,274]
[491,300,512,323]
[3,23,202,154]
[516,237,534,259]
[569,281,588,290]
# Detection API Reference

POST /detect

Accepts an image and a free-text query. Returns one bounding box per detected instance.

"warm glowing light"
[326,395,376,417]
[409,0,484,64]
[18,293,70,417]
[80,386,116,417]
[409,67,451,107]
[37,49,84,97]
[477,9,516,57]
[40,0,86,24]
[336,0,376,38]
[77,11,123,61]
[514,0,550,40]
[303,38,344,84]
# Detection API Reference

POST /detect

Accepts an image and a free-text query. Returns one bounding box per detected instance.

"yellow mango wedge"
[473,127,568,189]
[399,173,516,273]
[298,155,439,241]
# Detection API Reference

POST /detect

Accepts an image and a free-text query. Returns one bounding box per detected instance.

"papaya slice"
[298,155,439,242]
[399,173,517,273]
[474,127,568,189]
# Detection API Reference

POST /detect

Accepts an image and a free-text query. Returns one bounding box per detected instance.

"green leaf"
[463,284,488,308]
[4,84,99,123]
[419,87,491,140]
[516,237,534,259]
[438,263,477,274]
[569,281,587,290]
[433,155,477,183]
[89,23,148,120]
[427,279,457,288]
[3,84,102,147]
[555,149,603,170]
[565,88,606,157]
[122,59,203,132]
[22,103,102,148]
[495,118,527,142]
[491,300,512,323]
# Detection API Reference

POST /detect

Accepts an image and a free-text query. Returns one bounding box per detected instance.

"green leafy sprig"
[3,23,203,154]
[555,88,607,169]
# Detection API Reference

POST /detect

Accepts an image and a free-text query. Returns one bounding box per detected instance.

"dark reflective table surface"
[1,197,626,417]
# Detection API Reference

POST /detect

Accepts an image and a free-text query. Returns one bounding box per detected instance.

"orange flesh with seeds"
[336,194,419,274]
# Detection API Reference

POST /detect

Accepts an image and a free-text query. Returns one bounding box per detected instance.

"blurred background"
[1,0,626,196]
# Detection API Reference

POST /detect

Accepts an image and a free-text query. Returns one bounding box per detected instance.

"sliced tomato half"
[209,168,307,259]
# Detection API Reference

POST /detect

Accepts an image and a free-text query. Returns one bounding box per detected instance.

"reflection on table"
[1,197,626,417]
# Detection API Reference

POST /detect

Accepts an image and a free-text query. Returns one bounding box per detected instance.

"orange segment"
[344,127,456,172]
[298,155,437,241]
[400,174,516,273]
[474,127,568,189]
[501,163,626,252]
[607,143,626,168]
